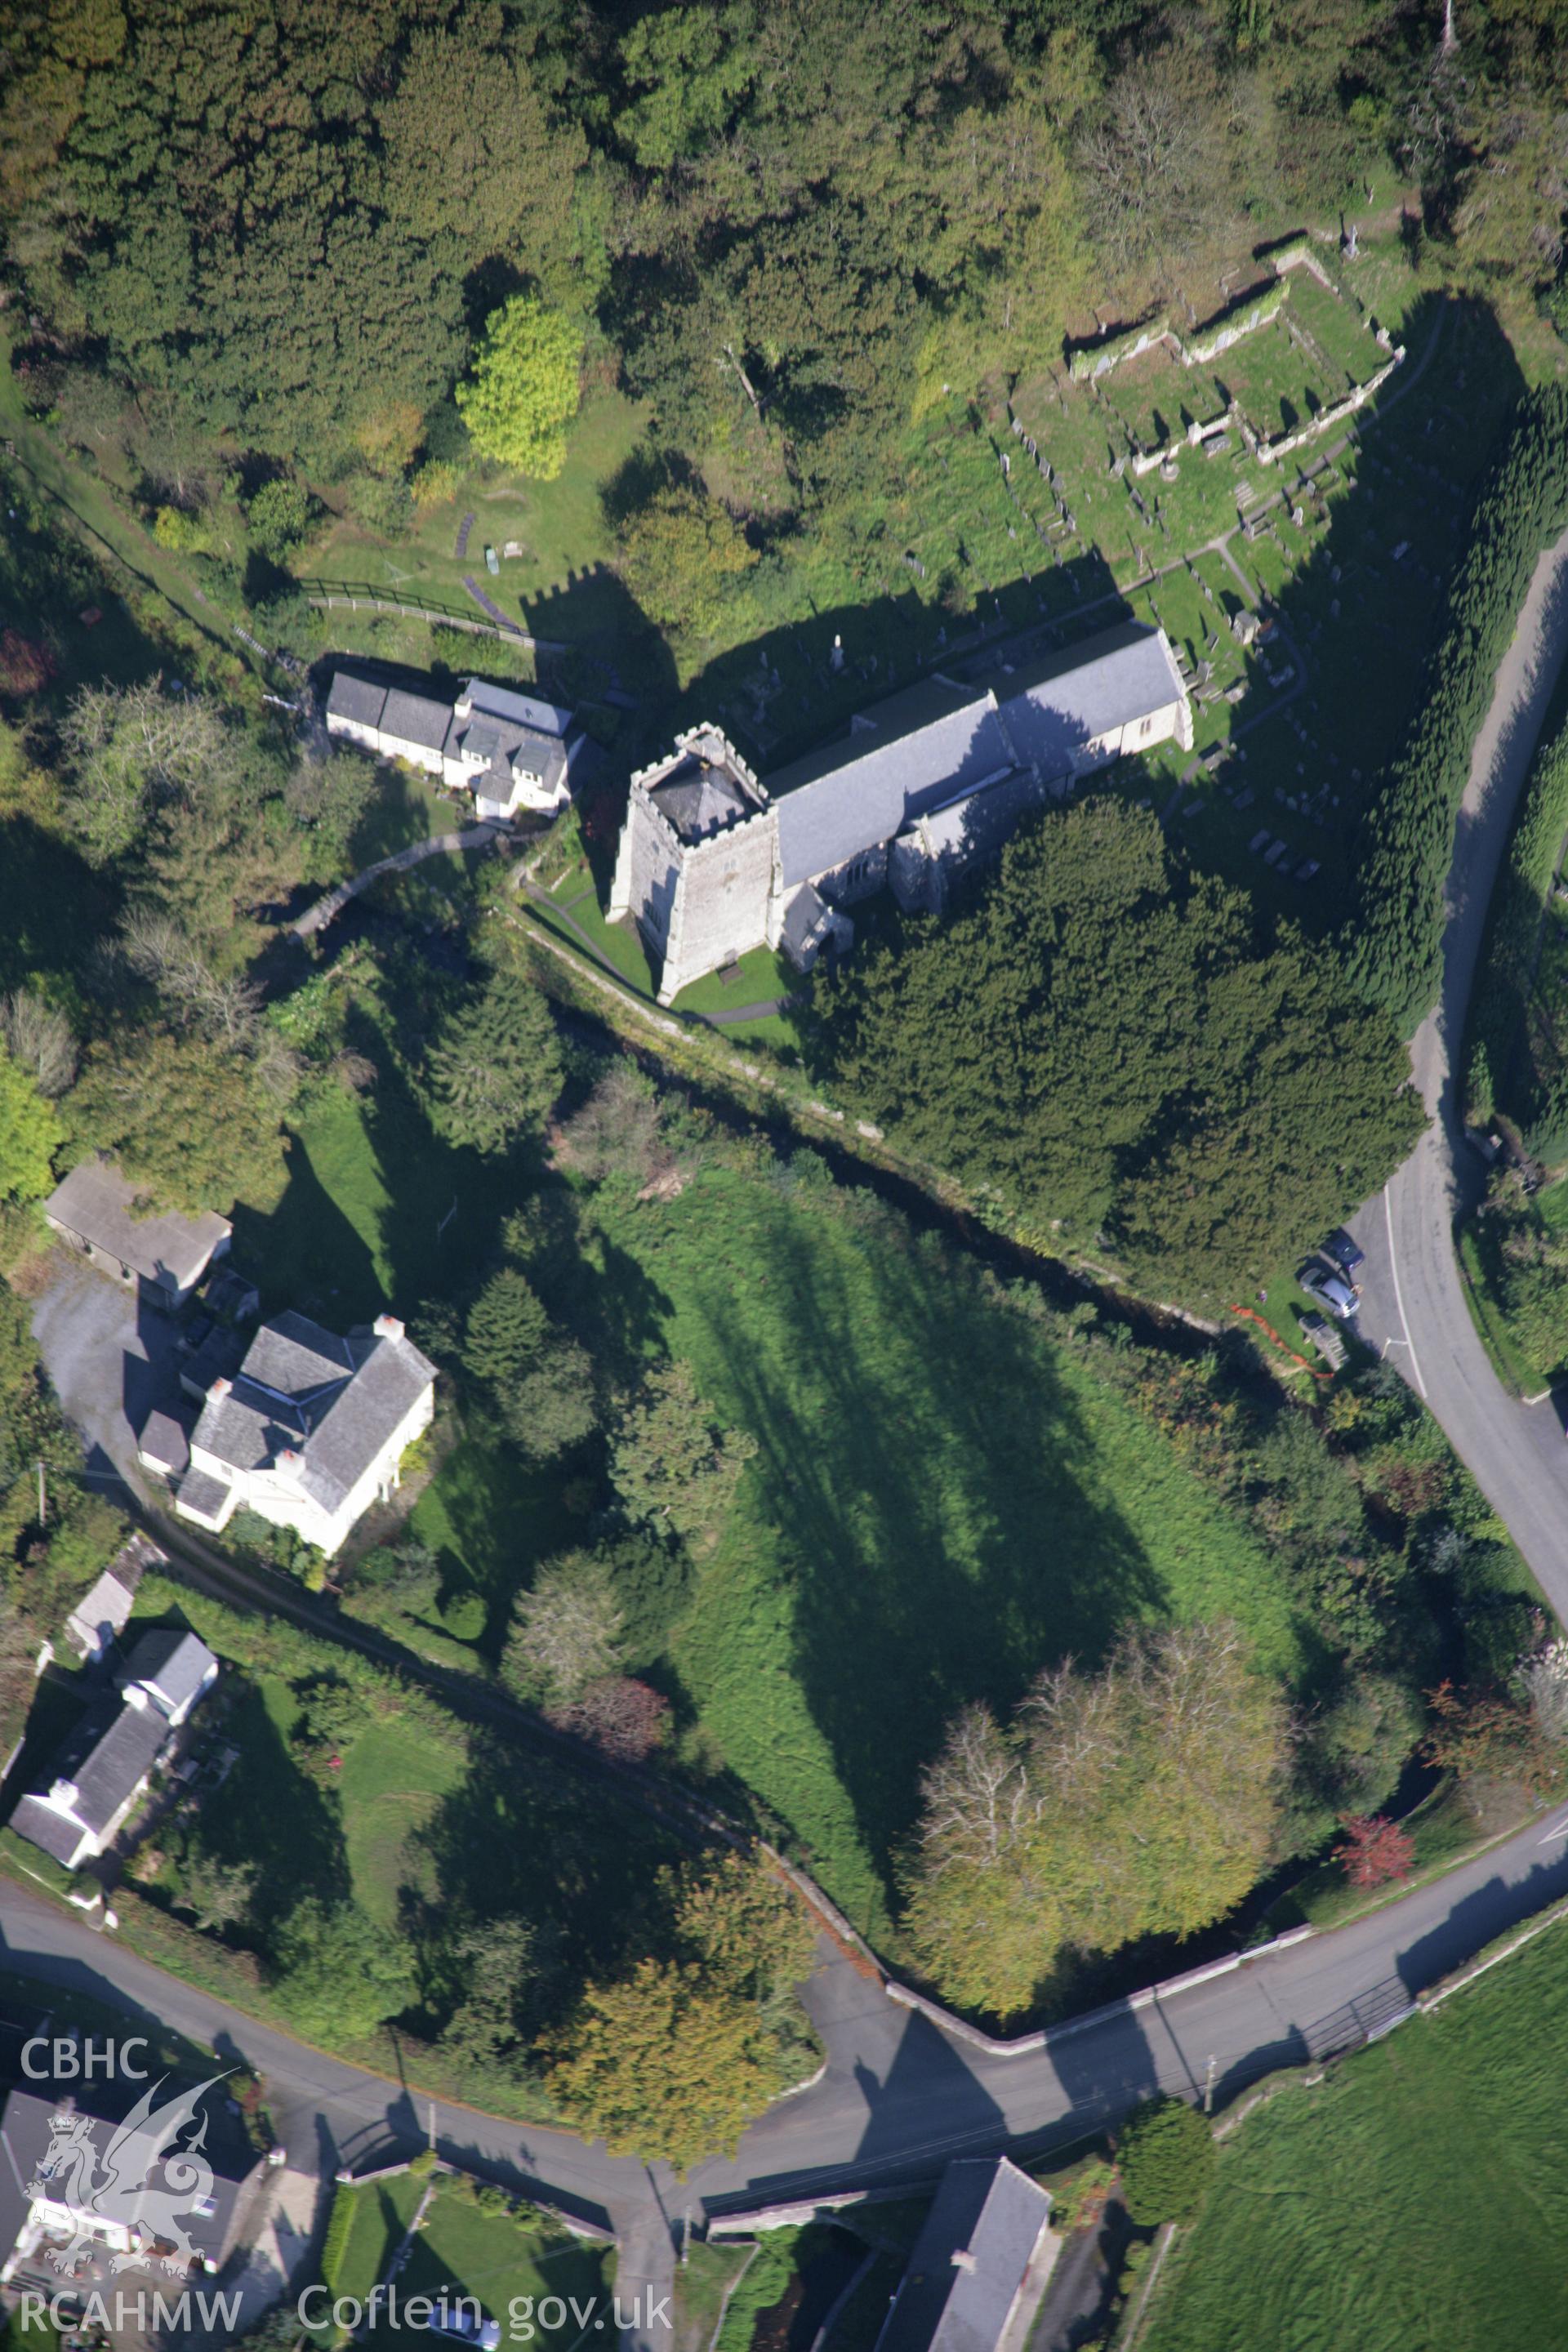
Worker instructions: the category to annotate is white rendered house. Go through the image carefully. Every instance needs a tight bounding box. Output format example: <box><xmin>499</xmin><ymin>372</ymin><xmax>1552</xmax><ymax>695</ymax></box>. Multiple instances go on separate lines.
<box><xmin>10</xmin><ymin>1631</ymin><xmax>218</xmax><ymax>1872</ymax></box>
<box><xmin>174</xmin><ymin>1310</ymin><xmax>435</xmax><ymax>1557</ymax></box>
<box><xmin>325</xmin><ymin>669</ymin><xmax>582</xmax><ymax>819</ymax></box>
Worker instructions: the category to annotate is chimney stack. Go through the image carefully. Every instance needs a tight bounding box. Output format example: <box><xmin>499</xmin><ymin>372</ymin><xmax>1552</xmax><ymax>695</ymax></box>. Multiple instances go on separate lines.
<box><xmin>373</xmin><ymin>1312</ymin><xmax>405</xmax><ymax>1342</ymax></box>
<box><xmin>207</xmin><ymin>1376</ymin><xmax>232</xmax><ymax>1403</ymax></box>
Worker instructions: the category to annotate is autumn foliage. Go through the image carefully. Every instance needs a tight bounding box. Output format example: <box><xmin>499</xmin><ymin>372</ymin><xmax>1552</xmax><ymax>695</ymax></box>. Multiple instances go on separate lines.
<box><xmin>1335</xmin><ymin>1813</ymin><xmax>1415</xmax><ymax>1889</ymax></box>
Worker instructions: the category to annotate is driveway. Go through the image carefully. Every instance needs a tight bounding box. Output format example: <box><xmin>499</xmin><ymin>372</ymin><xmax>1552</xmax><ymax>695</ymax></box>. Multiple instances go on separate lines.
<box><xmin>1348</xmin><ymin>527</ymin><xmax>1568</xmax><ymax>1625</ymax></box>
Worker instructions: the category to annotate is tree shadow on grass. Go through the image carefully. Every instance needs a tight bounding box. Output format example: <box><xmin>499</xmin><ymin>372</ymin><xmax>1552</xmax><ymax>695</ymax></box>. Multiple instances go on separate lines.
<box><xmin>412</xmin><ymin>1744</ymin><xmax>686</xmax><ymax>2026</ymax></box>
<box><xmin>184</xmin><ymin>1677</ymin><xmax>350</xmax><ymax>1949</ymax></box>
<box><xmin>675</xmin><ymin>1191</ymin><xmax>1168</xmax><ymax>1906</ymax></box>
<box><xmin>1155</xmin><ymin>290</ymin><xmax>1528</xmax><ymax>947</ymax></box>
<box><xmin>230</xmin><ymin>1116</ymin><xmax>385</xmax><ymax>1327</ymax></box>
<box><xmin>348</xmin><ymin>760</ymin><xmax>450</xmax><ymax>871</ymax></box>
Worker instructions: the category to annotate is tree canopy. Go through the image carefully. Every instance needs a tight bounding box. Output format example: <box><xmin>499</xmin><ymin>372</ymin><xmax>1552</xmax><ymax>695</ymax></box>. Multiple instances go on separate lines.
<box><xmin>804</xmin><ymin>800</ymin><xmax>1421</xmax><ymax>1301</ymax></box>
<box><xmin>457</xmin><ymin>295</ymin><xmax>583</xmax><ymax>479</ymax></box>
<box><xmin>0</xmin><ymin>1047</ymin><xmax>63</xmax><ymax>1203</ymax></box>
<box><xmin>904</xmin><ymin>1622</ymin><xmax>1288</xmax><ymax>2018</ymax></box>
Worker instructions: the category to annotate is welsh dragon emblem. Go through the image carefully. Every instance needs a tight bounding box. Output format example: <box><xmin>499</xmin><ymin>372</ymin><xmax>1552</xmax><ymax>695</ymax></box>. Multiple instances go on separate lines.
<box><xmin>29</xmin><ymin>2074</ymin><xmax>227</xmax><ymax>2274</ymax></box>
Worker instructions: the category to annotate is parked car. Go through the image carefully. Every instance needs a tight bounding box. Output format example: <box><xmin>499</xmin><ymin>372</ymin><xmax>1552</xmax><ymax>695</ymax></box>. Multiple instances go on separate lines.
<box><xmin>1325</xmin><ymin>1227</ymin><xmax>1365</xmax><ymax>1289</ymax></box>
<box><xmin>1298</xmin><ymin>1260</ymin><xmax>1358</xmax><ymax>1321</ymax></box>
<box><xmin>415</xmin><ymin>2310</ymin><xmax>501</xmax><ymax>2352</ymax></box>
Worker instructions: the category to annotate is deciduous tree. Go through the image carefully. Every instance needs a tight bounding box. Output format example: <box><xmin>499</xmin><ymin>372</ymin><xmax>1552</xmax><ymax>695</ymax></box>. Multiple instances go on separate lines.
<box><xmin>609</xmin><ymin>1360</ymin><xmax>757</xmax><ymax>1551</ymax></box>
<box><xmin>906</xmin><ymin>1623</ymin><xmax>1289</xmax><ymax>2017</ymax></box>
<box><xmin>617</xmin><ymin>486</ymin><xmax>756</xmax><ymax>639</ymax></box>
<box><xmin>0</xmin><ymin>1047</ymin><xmax>64</xmax><ymax>1202</ymax></box>
<box><xmin>1117</xmin><ymin>2096</ymin><xmax>1216</xmax><ymax>2225</ymax></box>
<box><xmin>1334</xmin><ymin>1812</ymin><xmax>1415</xmax><ymax>1887</ymax></box>
<box><xmin>457</xmin><ymin>296</ymin><xmax>582</xmax><ymax>479</ymax></box>
<box><xmin>504</xmin><ymin>1553</ymin><xmax>623</xmax><ymax>1704</ymax></box>
<box><xmin>272</xmin><ymin>1897</ymin><xmax>415</xmax><ymax>2042</ymax></box>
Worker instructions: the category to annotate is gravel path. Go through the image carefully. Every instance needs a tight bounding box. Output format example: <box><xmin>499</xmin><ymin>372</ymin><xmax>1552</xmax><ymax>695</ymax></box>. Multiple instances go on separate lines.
<box><xmin>291</xmin><ymin>822</ymin><xmax>504</xmax><ymax>938</ymax></box>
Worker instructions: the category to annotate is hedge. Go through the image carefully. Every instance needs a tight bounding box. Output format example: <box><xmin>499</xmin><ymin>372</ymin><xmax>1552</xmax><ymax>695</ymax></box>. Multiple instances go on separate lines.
<box><xmin>1116</xmin><ymin>2095</ymin><xmax>1218</xmax><ymax>2225</ymax></box>
<box><xmin>321</xmin><ymin>2182</ymin><xmax>357</xmax><ymax>2296</ymax></box>
<box><xmin>1349</xmin><ymin>385</ymin><xmax>1568</xmax><ymax>1035</ymax></box>
<box><xmin>1464</xmin><ymin>707</ymin><xmax>1568</xmax><ymax>1144</ymax></box>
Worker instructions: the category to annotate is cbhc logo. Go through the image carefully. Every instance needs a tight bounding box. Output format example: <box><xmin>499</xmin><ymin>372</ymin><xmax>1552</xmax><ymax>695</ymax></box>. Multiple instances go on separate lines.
<box><xmin>20</xmin><ymin>2037</ymin><xmax>149</xmax><ymax>2080</ymax></box>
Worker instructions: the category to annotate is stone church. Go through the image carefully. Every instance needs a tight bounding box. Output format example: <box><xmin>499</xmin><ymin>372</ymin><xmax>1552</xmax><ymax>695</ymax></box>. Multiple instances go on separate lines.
<box><xmin>609</xmin><ymin>619</ymin><xmax>1192</xmax><ymax>1003</ymax></box>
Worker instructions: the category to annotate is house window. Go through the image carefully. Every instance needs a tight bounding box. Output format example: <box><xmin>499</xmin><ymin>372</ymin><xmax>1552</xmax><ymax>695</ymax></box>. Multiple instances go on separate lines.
<box><xmin>1139</xmin><ymin>715</ymin><xmax>1154</xmax><ymax>738</ymax></box>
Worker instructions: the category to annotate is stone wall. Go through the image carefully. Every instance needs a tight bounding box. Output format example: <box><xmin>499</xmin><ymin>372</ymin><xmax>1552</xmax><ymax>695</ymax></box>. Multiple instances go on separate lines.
<box><xmin>657</xmin><ymin>808</ymin><xmax>777</xmax><ymax>1001</ymax></box>
<box><xmin>608</xmin><ymin>789</ymin><xmax>682</xmax><ymax>956</ymax></box>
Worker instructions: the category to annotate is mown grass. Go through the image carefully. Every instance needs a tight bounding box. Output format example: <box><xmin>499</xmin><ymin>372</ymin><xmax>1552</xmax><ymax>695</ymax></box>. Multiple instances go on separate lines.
<box><xmin>381</xmin><ymin>2178</ymin><xmax>612</xmax><ymax>2349</ymax></box>
<box><xmin>328</xmin><ymin>2174</ymin><xmax>425</xmax><ymax>2309</ymax></box>
<box><xmin>565</xmin><ymin>1165</ymin><xmax>1304</xmax><ymax>1938</ymax></box>
<box><xmin>238</xmin><ymin>1071</ymin><xmax>519</xmax><ymax>1328</ymax></box>
<box><xmin>1142</xmin><ymin>1911</ymin><xmax>1568</xmax><ymax>2352</ymax></box>
<box><xmin>304</xmin><ymin>387</ymin><xmax>646</xmax><ymax>650</ymax></box>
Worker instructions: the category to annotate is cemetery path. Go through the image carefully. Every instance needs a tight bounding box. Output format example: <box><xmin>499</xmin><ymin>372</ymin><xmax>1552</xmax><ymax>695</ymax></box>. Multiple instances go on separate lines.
<box><xmin>1351</xmin><ymin>524</ymin><xmax>1568</xmax><ymax>1624</ymax></box>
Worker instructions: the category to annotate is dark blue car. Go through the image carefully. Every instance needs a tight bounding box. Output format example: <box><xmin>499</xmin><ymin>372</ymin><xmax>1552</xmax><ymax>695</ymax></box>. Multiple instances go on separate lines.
<box><xmin>1325</xmin><ymin>1228</ymin><xmax>1365</xmax><ymax>1289</ymax></box>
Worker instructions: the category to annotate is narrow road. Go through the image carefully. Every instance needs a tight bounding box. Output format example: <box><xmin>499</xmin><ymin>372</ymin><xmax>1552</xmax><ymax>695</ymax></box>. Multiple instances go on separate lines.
<box><xmin>8</xmin><ymin>1795</ymin><xmax>1568</xmax><ymax>2328</ymax></box>
<box><xmin>1351</xmin><ymin>526</ymin><xmax>1568</xmax><ymax>1622</ymax></box>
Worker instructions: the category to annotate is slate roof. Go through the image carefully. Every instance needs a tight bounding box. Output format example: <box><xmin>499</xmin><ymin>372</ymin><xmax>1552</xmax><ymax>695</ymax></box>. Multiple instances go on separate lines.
<box><xmin>12</xmin><ymin>1696</ymin><xmax>168</xmax><ymax>1856</ymax></box>
<box><xmin>770</xmin><ymin>681</ymin><xmax>1017</xmax><ymax>889</ymax></box>
<box><xmin>326</xmin><ymin>671</ymin><xmax>389</xmax><ymax>730</ymax></box>
<box><xmin>906</xmin><ymin>769</ymin><xmax>1045</xmax><ymax>872</ymax></box>
<box><xmin>449</xmin><ymin>710</ymin><xmax>568</xmax><ymax>794</ymax></box>
<box><xmin>137</xmin><ymin>1410</ymin><xmax>190</xmax><ymax>1477</ymax></box>
<box><xmin>176</xmin><ymin>1468</ymin><xmax>233</xmax><ymax>1523</ymax></box>
<box><xmin>650</xmin><ymin>753</ymin><xmax>755</xmax><ymax>843</ymax></box>
<box><xmin>64</xmin><ymin>1551</ymin><xmax>145</xmax><ymax>1655</ymax></box>
<box><xmin>996</xmin><ymin>621</ymin><xmax>1186</xmax><ymax>777</ymax></box>
<box><xmin>875</xmin><ymin>2158</ymin><xmax>1054</xmax><ymax>2352</ymax></box>
<box><xmin>461</xmin><ymin>678</ymin><xmax>575</xmax><ymax>737</ymax></box>
<box><xmin>377</xmin><ymin>688</ymin><xmax>452</xmax><ymax>755</ymax></box>
<box><xmin>779</xmin><ymin>882</ymin><xmax>834</xmax><ymax>960</ymax></box>
<box><xmin>121</xmin><ymin>1630</ymin><xmax>216</xmax><ymax>1720</ymax></box>
<box><xmin>190</xmin><ymin>1311</ymin><xmax>435</xmax><ymax>1519</ymax></box>
<box><xmin>7</xmin><ymin>1798</ymin><xmax>84</xmax><ymax>1868</ymax></box>
<box><xmin>0</xmin><ymin>2082</ymin><xmax>257</xmax><ymax>2271</ymax></box>
<box><xmin>45</xmin><ymin>1160</ymin><xmax>231</xmax><ymax>1294</ymax></box>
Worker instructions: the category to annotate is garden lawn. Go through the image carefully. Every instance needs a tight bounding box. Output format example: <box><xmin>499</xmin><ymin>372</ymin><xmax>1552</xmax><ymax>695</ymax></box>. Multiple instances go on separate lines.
<box><xmin>565</xmin><ymin>1165</ymin><xmax>1306</xmax><ymax>1939</ymax></box>
<box><xmin>1142</xmin><ymin>1912</ymin><xmax>1568</xmax><ymax>2352</ymax></box>
<box><xmin>302</xmin><ymin>387</ymin><xmax>645</xmax><ymax>650</ymax></box>
<box><xmin>373</xmin><ymin>2177</ymin><xmax>614</xmax><ymax>2350</ymax></box>
<box><xmin>238</xmin><ymin>1069</ymin><xmax>520</xmax><ymax>1328</ymax></box>
<box><xmin>337</xmin><ymin>1713</ymin><xmax>470</xmax><ymax>1927</ymax></box>
<box><xmin>327</xmin><ymin>2174</ymin><xmax>424</xmax><ymax>2310</ymax></box>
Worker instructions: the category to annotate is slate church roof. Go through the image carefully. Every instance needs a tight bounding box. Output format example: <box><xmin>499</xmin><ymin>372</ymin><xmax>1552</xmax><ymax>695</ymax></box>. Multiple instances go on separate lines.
<box><xmin>770</xmin><ymin>679</ymin><xmax>1017</xmax><ymax>888</ymax></box>
<box><xmin>998</xmin><ymin>620</ymin><xmax>1187</xmax><ymax>774</ymax></box>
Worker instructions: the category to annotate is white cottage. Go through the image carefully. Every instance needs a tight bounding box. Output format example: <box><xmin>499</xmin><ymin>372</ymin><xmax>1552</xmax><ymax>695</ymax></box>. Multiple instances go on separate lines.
<box><xmin>324</xmin><ymin>668</ymin><xmax>582</xmax><ymax>819</ymax></box>
<box><xmin>174</xmin><ymin>1309</ymin><xmax>435</xmax><ymax>1557</ymax></box>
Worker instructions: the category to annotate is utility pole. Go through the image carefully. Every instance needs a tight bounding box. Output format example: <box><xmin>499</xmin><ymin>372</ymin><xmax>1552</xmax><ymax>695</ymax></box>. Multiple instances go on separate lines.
<box><xmin>1203</xmin><ymin>2054</ymin><xmax>1217</xmax><ymax>2114</ymax></box>
<box><xmin>36</xmin><ymin>1460</ymin><xmax>45</xmax><ymax>1529</ymax></box>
